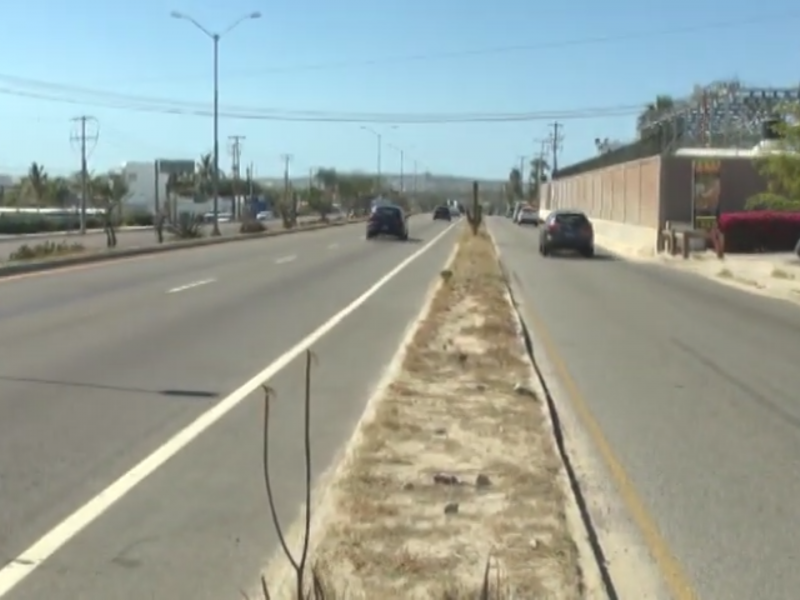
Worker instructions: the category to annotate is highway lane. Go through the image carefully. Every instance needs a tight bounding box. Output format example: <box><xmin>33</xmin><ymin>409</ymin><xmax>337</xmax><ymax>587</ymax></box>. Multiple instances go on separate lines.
<box><xmin>0</xmin><ymin>214</ymin><xmax>458</xmax><ymax>600</ymax></box>
<box><xmin>0</xmin><ymin>217</ymin><xmax>324</xmax><ymax>258</ymax></box>
<box><xmin>488</xmin><ymin>217</ymin><xmax>800</xmax><ymax>600</ymax></box>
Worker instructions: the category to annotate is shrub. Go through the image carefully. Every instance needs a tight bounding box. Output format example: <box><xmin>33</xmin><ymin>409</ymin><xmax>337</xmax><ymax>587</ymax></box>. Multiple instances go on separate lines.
<box><xmin>166</xmin><ymin>212</ymin><xmax>204</xmax><ymax>239</ymax></box>
<box><xmin>719</xmin><ymin>211</ymin><xmax>800</xmax><ymax>253</ymax></box>
<box><xmin>0</xmin><ymin>214</ymin><xmax>106</xmax><ymax>235</ymax></box>
<box><xmin>240</xmin><ymin>220</ymin><xmax>266</xmax><ymax>234</ymax></box>
<box><xmin>8</xmin><ymin>240</ymin><xmax>85</xmax><ymax>262</ymax></box>
<box><xmin>744</xmin><ymin>193</ymin><xmax>800</xmax><ymax>212</ymax></box>
<box><xmin>122</xmin><ymin>212</ymin><xmax>155</xmax><ymax>227</ymax></box>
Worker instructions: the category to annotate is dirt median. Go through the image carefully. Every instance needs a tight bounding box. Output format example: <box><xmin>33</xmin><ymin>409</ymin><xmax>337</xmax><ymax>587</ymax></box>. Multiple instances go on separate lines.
<box><xmin>262</xmin><ymin>223</ymin><xmax>604</xmax><ymax>598</ymax></box>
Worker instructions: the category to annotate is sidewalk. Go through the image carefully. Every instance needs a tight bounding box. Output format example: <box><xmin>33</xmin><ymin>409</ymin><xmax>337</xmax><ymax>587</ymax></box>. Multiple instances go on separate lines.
<box><xmin>595</xmin><ymin>229</ymin><xmax>800</xmax><ymax>304</ymax></box>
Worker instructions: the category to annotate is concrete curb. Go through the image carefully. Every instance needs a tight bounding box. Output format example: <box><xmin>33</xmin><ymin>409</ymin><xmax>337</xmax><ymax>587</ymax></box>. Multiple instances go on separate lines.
<box><xmin>485</xmin><ymin>223</ymin><xmax>613</xmax><ymax>600</ymax></box>
<box><xmin>0</xmin><ymin>218</ymin><xmax>368</xmax><ymax>280</ymax></box>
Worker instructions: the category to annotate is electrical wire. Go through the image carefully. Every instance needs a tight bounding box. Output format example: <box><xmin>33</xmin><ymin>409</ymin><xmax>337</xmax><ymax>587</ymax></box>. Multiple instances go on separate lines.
<box><xmin>0</xmin><ymin>83</ymin><xmax>645</xmax><ymax>123</ymax></box>
<box><xmin>0</xmin><ymin>12</ymin><xmax>794</xmax><ymax>121</ymax></box>
<box><xmin>112</xmin><ymin>11</ymin><xmax>800</xmax><ymax>84</ymax></box>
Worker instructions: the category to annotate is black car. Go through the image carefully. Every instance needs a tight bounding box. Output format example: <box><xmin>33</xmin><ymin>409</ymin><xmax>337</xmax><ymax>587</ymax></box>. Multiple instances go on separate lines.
<box><xmin>433</xmin><ymin>206</ymin><xmax>451</xmax><ymax>221</ymax></box>
<box><xmin>367</xmin><ymin>204</ymin><xmax>409</xmax><ymax>240</ymax></box>
<box><xmin>539</xmin><ymin>210</ymin><xmax>594</xmax><ymax>257</ymax></box>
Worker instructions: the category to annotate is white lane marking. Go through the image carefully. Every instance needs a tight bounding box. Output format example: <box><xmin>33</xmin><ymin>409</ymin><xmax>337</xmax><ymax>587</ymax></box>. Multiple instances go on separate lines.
<box><xmin>328</xmin><ymin>243</ymin><xmax>339</xmax><ymax>249</ymax></box>
<box><xmin>0</xmin><ymin>220</ymin><xmax>459</xmax><ymax>597</ymax></box>
<box><xmin>275</xmin><ymin>255</ymin><xmax>297</xmax><ymax>264</ymax></box>
<box><xmin>166</xmin><ymin>279</ymin><xmax>215</xmax><ymax>294</ymax></box>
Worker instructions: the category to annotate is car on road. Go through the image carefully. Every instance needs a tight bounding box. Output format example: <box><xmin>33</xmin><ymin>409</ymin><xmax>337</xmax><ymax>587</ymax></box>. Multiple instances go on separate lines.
<box><xmin>516</xmin><ymin>206</ymin><xmax>539</xmax><ymax>226</ymax></box>
<box><xmin>433</xmin><ymin>206</ymin><xmax>452</xmax><ymax>221</ymax></box>
<box><xmin>539</xmin><ymin>210</ymin><xmax>595</xmax><ymax>258</ymax></box>
<box><xmin>256</xmin><ymin>210</ymin><xmax>274</xmax><ymax>221</ymax></box>
<box><xmin>367</xmin><ymin>204</ymin><xmax>409</xmax><ymax>240</ymax></box>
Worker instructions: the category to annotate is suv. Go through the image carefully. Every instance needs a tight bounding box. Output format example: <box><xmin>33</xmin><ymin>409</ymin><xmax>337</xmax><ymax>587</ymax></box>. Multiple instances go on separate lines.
<box><xmin>539</xmin><ymin>210</ymin><xmax>594</xmax><ymax>257</ymax></box>
<box><xmin>367</xmin><ymin>204</ymin><xmax>409</xmax><ymax>240</ymax></box>
<box><xmin>433</xmin><ymin>206</ymin><xmax>451</xmax><ymax>221</ymax></box>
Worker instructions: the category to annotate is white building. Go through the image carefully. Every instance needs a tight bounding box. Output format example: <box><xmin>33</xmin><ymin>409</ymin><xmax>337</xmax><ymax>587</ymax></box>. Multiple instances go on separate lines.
<box><xmin>119</xmin><ymin>161</ymin><xmax>170</xmax><ymax>214</ymax></box>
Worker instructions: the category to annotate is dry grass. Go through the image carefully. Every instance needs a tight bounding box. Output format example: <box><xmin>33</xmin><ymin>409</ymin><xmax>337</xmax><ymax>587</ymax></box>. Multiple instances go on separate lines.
<box><xmin>301</xmin><ymin>226</ymin><xmax>584</xmax><ymax>598</ymax></box>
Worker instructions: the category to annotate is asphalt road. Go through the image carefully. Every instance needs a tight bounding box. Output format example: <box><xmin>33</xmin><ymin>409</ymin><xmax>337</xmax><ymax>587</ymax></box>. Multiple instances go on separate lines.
<box><xmin>0</xmin><ymin>217</ymin><xmax>324</xmax><ymax>258</ymax></box>
<box><xmin>488</xmin><ymin>217</ymin><xmax>800</xmax><ymax>600</ymax></box>
<box><xmin>0</xmin><ymin>215</ymin><xmax>459</xmax><ymax>600</ymax></box>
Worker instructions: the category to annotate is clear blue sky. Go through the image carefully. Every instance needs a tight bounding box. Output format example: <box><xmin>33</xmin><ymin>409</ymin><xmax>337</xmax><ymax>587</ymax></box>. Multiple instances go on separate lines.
<box><xmin>1</xmin><ymin>0</ymin><xmax>798</xmax><ymax>180</ymax></box>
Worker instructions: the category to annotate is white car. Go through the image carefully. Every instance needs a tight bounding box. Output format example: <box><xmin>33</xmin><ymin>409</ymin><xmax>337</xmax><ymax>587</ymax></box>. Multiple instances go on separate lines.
<box><xmin>256</xmin><ymin>210</ymin><xmax>274</xmax><ymax>221</ymax></box>
<box><xmin>516</xmin><ymin>207</ymin><xmax>539</xmax><ymax>226</ymax></box>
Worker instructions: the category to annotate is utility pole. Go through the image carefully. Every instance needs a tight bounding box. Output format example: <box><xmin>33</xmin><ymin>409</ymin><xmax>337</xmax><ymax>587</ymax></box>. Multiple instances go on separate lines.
<box><xmin>69</xmin><ymin>116</ymin><xmax>99</xmax><ymax>234</ymax></box>
<box><xmin>549</xmin><ymin>122</ymin><xmax>564</xmax><ymax>174</ymax></box>
<box><xmin>246</xmin><ymin>162</ymin><xmax>254</xmax><ymax>208</ymax></box>
<box><xmin>280</xmin><ymin>153</ymin><xmax>294</xmax><ymax>223</ymax></box>
<box><xmin>517</xmin><ymin>154</ymin><xmax>526</xmax><ymax>199</ymax></box>
<box><xmin>228</xmin><ymin>135</ymin><xmax>245</xmax><ymax>220</ymax></box>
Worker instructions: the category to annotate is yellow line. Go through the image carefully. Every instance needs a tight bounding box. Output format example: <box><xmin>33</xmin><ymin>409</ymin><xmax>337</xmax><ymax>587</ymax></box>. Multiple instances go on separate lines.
<box><xmin>523</xmin><ymin>299</ymin><xmax>700</xmax><ymax>600</ymax></box>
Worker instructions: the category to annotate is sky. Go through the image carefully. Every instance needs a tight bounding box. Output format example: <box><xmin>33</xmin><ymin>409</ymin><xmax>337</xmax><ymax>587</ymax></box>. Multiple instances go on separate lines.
<box><xmin>1</xmin><ymin>0</ymin><xmax>799</xmax><ymax>181</ymax></box>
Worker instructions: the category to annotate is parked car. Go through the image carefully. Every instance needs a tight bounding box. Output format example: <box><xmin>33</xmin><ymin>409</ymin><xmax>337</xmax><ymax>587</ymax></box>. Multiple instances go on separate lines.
<box><xmin>433</xmin><ymin>206</ymin><xmax>452</xmax><ymax>221</ymax></box>
<box><xmin>367</xmin><ymin>204</ymin><xmax>409</xmax><ymax>240</ymax></box>
<box><xmin>539</xmin><ymin>210</ymin><xmax>594</xmax><ymax>258</ymax></box>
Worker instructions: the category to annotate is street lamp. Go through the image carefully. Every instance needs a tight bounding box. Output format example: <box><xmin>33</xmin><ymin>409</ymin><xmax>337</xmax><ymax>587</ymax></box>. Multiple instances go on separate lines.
<box><xmin>360</xmin><ymin>125</ymin><xmax>397</xmax><ymax>194</ymax></box>
<box><xmin>170</xmin><ymin>10</ymin><xmax>261</xmax><ymax>236</ymax></box>
<box><xmin>387</xmin><ymin>143</ymin><xmax>407</xmax><ymax>193</ymax></box>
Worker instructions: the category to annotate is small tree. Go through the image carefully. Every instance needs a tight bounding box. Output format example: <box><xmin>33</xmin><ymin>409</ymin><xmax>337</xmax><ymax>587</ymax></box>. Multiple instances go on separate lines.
<box><xmin>306</xmin><ymin>186</ymin><xmax>332</xmax><ymax>221</ymax></box>
<box><xmin>507</xmin><ymin>167</ymin><xmax>523</xmax><ymax>200</ymax></box>
<box><xmin>91</xmin><ymin>172</ymin><xmax>130</xmax><ymax>248</ymax></box>
<box><xmin>753</xmin><ymin>103</ymin><xmax>800</xmax><ymax>205</ymax></box>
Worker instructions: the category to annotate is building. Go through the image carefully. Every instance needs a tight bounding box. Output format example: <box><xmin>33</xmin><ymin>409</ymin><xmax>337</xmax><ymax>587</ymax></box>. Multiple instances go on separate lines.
<box><xmin>120</xmin><ymin>161</ymin><xmax>169</xmax><ymax>214</ymax></box>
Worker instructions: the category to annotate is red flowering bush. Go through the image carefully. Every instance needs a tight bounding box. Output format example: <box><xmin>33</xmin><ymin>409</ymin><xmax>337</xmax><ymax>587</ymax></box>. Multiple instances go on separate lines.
<box><xmin>719</xmin><ymin>211</ymin><xmax>800</xmax><ymax>253</ymax></box>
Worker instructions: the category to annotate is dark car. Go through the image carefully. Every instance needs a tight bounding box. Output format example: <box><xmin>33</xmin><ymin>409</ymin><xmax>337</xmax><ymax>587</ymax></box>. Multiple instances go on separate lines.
<box><xmin>539</xmin><ymin>210</ymin><xmax>594</xmax><ymax>257</ymax></box>
<box><xmin>367</xmin><ymin>204</ymin><xmax>409</xmax><ymax>240</ymax></box>
<box><xmin>433</xmin><ymin>206</ymin><xmax>451</xmax><ymax>221</ymax></box>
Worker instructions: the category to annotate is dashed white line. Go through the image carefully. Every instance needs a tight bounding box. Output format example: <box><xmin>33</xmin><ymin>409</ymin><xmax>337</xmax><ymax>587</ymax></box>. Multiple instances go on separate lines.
<box><xmin>166</xmin><ymin>278</ymin><xmax>215</xmax><ymax>294</ymax></box>
<box><xmin>275</xmin><ymin>255</ymin><xmax>297</xmax><ymax>264</ymax></box>
<box><xmin>0</xmin><ymin>220</ymin><xmax>459</xmax><ymax>597</ymax></box>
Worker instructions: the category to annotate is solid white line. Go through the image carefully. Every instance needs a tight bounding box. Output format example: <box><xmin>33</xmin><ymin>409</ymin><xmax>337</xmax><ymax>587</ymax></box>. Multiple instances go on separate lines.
<box><xmin>0</xmin><ymin>220</ymin><xmax>459</xmax><ymax>597</ymax></box>
<box><xmin>274</xmin><ymin>255</ymin><xmax>297</xmax><ymax>264</ymax></box>
<box><xmin>166</xmin><ymin>279</ymin><xmax>216</xmax><ymax>294</ymax></box>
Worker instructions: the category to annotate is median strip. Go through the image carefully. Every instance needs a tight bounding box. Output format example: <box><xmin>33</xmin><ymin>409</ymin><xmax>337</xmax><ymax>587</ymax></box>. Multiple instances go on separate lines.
<box><xmin>261</xmin><ymin>223</ymin><xmax>603</xmax><ymax>598</ymax></box>
<box><xmin>0</xmin><ymin>218</ymin><xmax>368</xmax><ymax>280</ymax></box>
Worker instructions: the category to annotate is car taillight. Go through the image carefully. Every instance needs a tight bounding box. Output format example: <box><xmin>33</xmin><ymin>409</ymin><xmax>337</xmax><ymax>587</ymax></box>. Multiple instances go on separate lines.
<box><xmin>548</xmin><ymin>223</ymin><xmax>559</xmax><ymax>232</ymax></box>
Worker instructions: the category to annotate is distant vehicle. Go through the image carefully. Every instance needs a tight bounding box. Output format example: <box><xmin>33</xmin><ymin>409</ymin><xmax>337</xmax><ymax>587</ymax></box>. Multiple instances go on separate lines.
<box><xmin>367</xmin><ymin>204</ymin><xmax>408</xmax><ymax>240</ymax></box>
<box><xmin>516</xmin><ymin>206</ymin><xmax>539</xmax><ymax>226</ymax></box>
<box><xmin>433</xmin><ymin>206</ymin><xmax>452</xmax><ymax>221</ymax></box>
<box><xmin>512</xmin><ymin>201</ymin><xmax>528</xmax><ymax>222</ymax></box>
<box><xmin>203</xmin><ymin>211</ymin><xmax>232</xmax><ymax>223</ymax></box>
<box><xmin>539</xmin><ymin>210</ymin><xmax>594</xmax><ymax>258</ymax></box>
<box><xmin>256</xmin><ymin>210</ymin><xmax>274</xmax><ymax>221</ymax></box>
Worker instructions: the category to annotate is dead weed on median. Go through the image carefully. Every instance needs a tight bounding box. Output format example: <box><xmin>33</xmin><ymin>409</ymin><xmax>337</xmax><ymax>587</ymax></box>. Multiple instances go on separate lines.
<box><xmin>306</xmin><ymin>226</ymin><xmax>584</xmax><ymax>598</ymax></box>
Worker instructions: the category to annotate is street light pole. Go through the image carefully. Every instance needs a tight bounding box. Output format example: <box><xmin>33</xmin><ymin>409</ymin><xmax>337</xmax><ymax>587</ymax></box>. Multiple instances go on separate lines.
<box><xmin>361</xmin><ymin>125</ymin><xmax>397</xmax><ymax>195</ymax></box>
<box><xmin>212</xmin><ymin>34</ymin><xmax>220</xmax><ymax>235</ymax></box>
<box><xmin>171</xmin><ymin>9</ymin><xmax>261</xmax><ymax>236</ymax></box>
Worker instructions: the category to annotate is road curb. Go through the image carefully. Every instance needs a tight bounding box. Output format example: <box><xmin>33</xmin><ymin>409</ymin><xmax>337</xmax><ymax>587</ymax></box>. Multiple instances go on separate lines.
<box><xmin>485</xmin><ymin>223</ymin><xmax>614</xmax><ymax>600</ymax></box>
<box><xmin>0</xmin><ymin>218</ymin><xmax>367</xmax><ymax>280</ymax></box>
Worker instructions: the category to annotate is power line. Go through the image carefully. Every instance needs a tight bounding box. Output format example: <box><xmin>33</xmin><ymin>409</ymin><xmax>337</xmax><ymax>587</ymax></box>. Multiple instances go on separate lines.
<box><xmin>90</xmin><ymin>12</ymin><xmax>800</xmax><ymax>84</ymax></box>
<box><xmin>0</xmin><ymin>86</ymin><xmax>644</xmax><ymax>123</ymax></box>
<box><xmin>0</xmin><ymin>75</ymin><xmax>648</xmax><ymax>121</ymax></box>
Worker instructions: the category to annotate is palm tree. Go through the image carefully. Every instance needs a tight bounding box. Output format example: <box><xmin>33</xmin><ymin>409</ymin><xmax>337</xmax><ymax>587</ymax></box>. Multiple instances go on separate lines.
<box><xmin>638</xmin><ymin>94</ymin><xmax>675</xmax><ymax>137</ymax></box>
<box><xmin>24</xmin><ymin>162</ymin><xmax>49</xmax><ymax>205</ymax></box>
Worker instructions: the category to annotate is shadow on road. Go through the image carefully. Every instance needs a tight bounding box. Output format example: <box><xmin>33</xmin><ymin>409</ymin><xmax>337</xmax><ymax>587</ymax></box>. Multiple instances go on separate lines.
<box><xmin>0</xmin><ymin>375</ymin><xmax>220</xmax><ymax>399</ymax></box>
